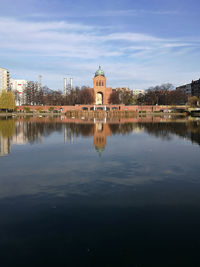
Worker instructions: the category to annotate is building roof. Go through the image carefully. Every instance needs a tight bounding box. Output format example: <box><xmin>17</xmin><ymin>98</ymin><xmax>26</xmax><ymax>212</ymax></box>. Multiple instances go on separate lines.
<box><xmin>95</xmin><ymin>66</ymin><xmax>105</xmax><ymax>77</ymax></box>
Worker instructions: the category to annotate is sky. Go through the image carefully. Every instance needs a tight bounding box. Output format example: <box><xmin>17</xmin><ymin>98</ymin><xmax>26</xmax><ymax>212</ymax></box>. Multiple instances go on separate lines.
<box><xmin>0</xmin><ymin>0</ymin><xmax>200</xmax><ymax>91</ymax></box>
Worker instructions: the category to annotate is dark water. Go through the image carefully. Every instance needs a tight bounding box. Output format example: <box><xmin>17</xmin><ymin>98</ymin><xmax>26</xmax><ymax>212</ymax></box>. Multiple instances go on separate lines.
<box><xmin>0</xmin><ymin>115</ymin><xmax>200</xmax><ymax>267</ymax></box>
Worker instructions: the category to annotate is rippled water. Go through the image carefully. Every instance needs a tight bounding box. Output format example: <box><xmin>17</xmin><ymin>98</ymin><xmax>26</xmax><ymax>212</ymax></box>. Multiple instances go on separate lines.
<box><xmin>0</xmin><ymin>115</ymin><xmax>200</xmax><ymax>266</ymax></box>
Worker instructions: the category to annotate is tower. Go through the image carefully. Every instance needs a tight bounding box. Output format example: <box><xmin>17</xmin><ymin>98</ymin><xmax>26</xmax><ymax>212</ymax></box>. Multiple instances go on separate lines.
<box><xmin>70</xmin><ymin>77</ymin><xmax>73</xmax><ymax>91</ymax></box>
<box><xmin>64</xmin><ymin>78</ymin><xmax>67</xmax><ymax>95</ymax></box>
<box><xmin>93</xmin><ymin>66</ymin><xmax>112</xmax><ymax>105</ymax></box>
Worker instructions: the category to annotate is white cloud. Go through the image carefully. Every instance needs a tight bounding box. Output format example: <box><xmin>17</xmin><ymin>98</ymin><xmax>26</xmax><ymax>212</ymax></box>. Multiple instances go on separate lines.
<box><xmin>0</xmin><ymin>17</ymin><xmax>197</xmax><ymax>58</ymax></box>
<box><xmin>0</xmin><ymin>17</ymin><xmax>199</xmax><ymax>89</ymax></box>
<box><xmin>24</xmin><ymin>8</ymin><xmax>180</xmax><ymax>19</ymax></box>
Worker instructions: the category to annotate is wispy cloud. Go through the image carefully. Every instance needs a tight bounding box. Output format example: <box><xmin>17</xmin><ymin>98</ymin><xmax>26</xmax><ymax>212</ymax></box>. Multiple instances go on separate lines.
<box><xmin>22</xmin><ymin>9</ymin><xmax>181</xmax><ymax>19</ymax></box>
<box><xmin>0</xmin><ymin>17</ymin><xmax>199</xmax><ymax>89</ymax></box>
<box><xmin>0</xmin><ymin>17</ymin><xmax>196</xmax><ymax>58</ymax></box>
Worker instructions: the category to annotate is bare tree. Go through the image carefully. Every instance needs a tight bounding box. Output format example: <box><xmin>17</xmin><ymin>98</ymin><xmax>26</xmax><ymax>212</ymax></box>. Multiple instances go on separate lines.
<box><xmin>77</xmin><ymin>88</ymin><xmax>94</xmax><ymax>104</ymax></box>
<box><xmin>108</xmin><ymin>91</ymin><xmax>120</xmax><ymax>104</ymax></box>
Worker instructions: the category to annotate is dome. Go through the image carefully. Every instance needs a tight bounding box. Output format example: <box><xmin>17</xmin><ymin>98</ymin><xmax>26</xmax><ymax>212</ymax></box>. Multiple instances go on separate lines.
<box><xmin>95</xmin><ymin>66</ymin><xmax>105</xmax><ymax>77</ymax></box>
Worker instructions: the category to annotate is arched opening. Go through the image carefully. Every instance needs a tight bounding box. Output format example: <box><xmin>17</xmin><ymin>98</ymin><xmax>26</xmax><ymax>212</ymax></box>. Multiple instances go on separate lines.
<box><xmin>96</xmin><ymin>92</ymin><xmax>103</xmax><ymax>105</ymax></box>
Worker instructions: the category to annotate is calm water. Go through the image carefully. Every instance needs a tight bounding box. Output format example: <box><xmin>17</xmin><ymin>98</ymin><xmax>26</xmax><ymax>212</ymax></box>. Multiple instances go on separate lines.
<box><xmin>0</xmin><ymin>115</ymin><xmax>200</xmax><ymax>267</ymax></box>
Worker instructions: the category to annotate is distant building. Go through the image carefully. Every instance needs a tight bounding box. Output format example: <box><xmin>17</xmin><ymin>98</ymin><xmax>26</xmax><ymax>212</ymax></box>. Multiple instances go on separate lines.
<box><xmin>0</xmin><ymin>67</ymin><xmax>10</xmax><ymax>94</ymax></box>
<box><xmin>191</xmin><ymin>79</ymin><xmax>200</xmax><ymax>98</ymax></box>
<box><xmin>132</xmin><ymin>89</ymin><xmax>145</xmax><ymax>96</ymax></box>
<box><xmin>176</xmin><ymin>83</ymin><xmax>192</xmax><ymax>96</ymax></box>
<box><xmin>115</xmin><ymin>87</ymin><xmax>130</xmax><ymax>93</ymax></box>
<box><xmin>10</xmin><ymin>79</ymin><xmax>27</xmax><ymax>105</ymax></box>
<box><xmin>176</xmin><ymin>79</ymin><xmax>200</xmax><ymax>97</ymax></box>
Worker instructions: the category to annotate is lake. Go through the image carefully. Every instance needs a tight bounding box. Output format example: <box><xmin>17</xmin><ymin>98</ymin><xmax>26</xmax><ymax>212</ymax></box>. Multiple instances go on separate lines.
<box><xmin>0</xmin><ymin>115</ymin><xmax>200</xmax><ymax>266</ymax></box>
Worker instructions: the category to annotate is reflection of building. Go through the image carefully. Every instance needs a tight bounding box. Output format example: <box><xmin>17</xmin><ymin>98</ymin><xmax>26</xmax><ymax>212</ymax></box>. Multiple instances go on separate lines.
<box><xmin>0</xmin><ymin>67</ymin><xmax>10</xmax><ymax>93</ymax></box>
<box><xmin>93</xmin><ymin>66</ymin><xmax>113</xmax><ymax>105</ymax></box>
<box><xmin>10</xmin><ymin>79</ymin><xmax>27</xmax><ymax>106</ymax></box>
<box><xmin>0</xmin><ymin>134</ymin><xmax>10</xmax><ymax>156</ymax></box>
<box><xmin>11</xmin><ymin>121</ymin><xmax>28</xmax><ymax>145</ymax></box>
<box><xmin>93</xmin><ymin>123</ymin><xmax>112</xmax><ymax>155</ymax></box>
<box><xmin>12</xmin><ymin>132</ymin><xmax>28</xmax><ymax>145</ymax></box>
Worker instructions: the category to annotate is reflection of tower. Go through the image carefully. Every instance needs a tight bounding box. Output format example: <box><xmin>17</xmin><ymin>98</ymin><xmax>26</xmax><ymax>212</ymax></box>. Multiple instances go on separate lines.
<box><xmin>0</xmin><ymin>134</ymin><xmax>10</xmax><ymax>156</ymax></box>
<box><xmin>64</xmin><ymin>124</ymin><xmax>67</xmax><ymax>144</ymax></box>
<box><xmin>70</xmin><ymin>129</ymin><xmax>74</xmax><ymax>144</ymax></box>
<box><xmin>93</xmin><ymin>123</ymin><xmax>112</xmax><ymax>156</ymax></box>
<box><xmin>64</xmin><ymin>125</ymin><xmax>74</xmax><ymax>144</ymax></box>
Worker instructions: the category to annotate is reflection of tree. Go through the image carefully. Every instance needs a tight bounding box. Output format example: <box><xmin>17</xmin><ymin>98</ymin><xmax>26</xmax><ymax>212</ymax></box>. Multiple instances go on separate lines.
<box><xmin>0</xmin><ymin>119</ymin><xmax>15</xmax><ymax>138</ymax></box>
<box><xmin>65</xmin><ymin>123</ymin><xmax>94</xmax><ymax>137</ymax></box>
<box><xmin>25</xmin><ymin>122</ymin><xmax>63</xmax><ymax>144</ymax></box>
<box><xmin>0</xmin><ymin>119</ymin><xmax>200</xmax><ymax>149</ymax></box>
<box><xmin>140</xmin><ymin>122</ymin><xmax>200</xmax><ymax>145</ymax></box>
<box><xmin>109</xmin><ymin>123</ymin><xmax>142</xmax><ymax>135</ymax></box>
<box><xmin>23</xmin><ymin>121</ymin><xmax>200</xmax><ymax>147</ymax></box>
<box><xmin>109</xmin><ymin>121</ymin><xmax>200</xmax><ymax>146</ymax></box>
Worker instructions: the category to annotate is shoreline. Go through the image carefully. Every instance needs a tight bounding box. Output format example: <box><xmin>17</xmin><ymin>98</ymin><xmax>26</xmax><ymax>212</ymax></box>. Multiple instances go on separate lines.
<box><xmin>0</xmin><ymin>111</ymin><xmax>189</xmax><ymax>118</ymax></box>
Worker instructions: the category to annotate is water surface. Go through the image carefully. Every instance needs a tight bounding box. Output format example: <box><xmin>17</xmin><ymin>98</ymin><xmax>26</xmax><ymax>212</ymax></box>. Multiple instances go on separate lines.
<box><xmin>0</xmin><ymin>115</ymin><xmax>200</xmax><ymax>266</ymax></box>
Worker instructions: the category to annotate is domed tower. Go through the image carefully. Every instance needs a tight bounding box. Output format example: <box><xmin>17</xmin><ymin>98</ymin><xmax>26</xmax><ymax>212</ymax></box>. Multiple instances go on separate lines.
<box><xmin>93</xmin><ymin>66</ymin><xmax>112</xmax><ymax>105</ymax></box>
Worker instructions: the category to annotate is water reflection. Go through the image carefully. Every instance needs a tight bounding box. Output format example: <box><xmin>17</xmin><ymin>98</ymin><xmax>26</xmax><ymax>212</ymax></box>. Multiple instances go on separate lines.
<box><xmin>0</xmin><ymin>115</ymin><xmax>200</xmax><ymax>157</ymax></box>
<box><xmin>0</xmin><ymin>116</ymin><xmax>200</xmax><ymax>266</ymax></box>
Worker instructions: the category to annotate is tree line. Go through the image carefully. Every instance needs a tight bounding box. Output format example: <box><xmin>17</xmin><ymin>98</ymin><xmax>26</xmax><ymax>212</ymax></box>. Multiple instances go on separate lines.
<box><xmin>2</xmin><ymin>81</ymin><xmax>199</xmax><ymax>108</ymax></box>
<box><xmin>15</xmin><ymin>82</ymin><xmax>94</xmax><ymax>106</ymax></box>
<box><xmin>109</xmin><ymin>83</ymin><xmax>190</xmax><ymax>105</ymax></box>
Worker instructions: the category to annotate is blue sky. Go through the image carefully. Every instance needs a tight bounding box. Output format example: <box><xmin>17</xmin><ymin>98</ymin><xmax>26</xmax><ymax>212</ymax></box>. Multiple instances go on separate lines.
<box><xmin>0</xmin><ymin>0</ymin><xmax>200</xmax><ymax>90</ymax></box>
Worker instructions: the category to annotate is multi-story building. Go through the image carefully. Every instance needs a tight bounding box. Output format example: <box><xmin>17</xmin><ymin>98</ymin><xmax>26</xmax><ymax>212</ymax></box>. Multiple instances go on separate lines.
<box><xmin>0</xmin><ymin>67</ymin><xmax>10</xmax><ymax>94</ymax></box>
<box><xmin>176</xmin><ymin>83</ymin><xmax>192</xmax><ymax>96</ymax></box>
<box><xmin>132</xmin><ymin>89</ymin><xmax>145</xmax><ymax>96</ymax></box>
<box><xmin>10</xmin><ymin>79</ymin><xmax>27</xmax><ymax>106</ymax></box>
<box><xmin>115</xmin><ymin>87</ymin><xmax>130</xmax><ymax>93</ymax></box>
<box><xmin>191</xmin><ymin>79</ymin><xmax>200</xmax><ymax>98</ymax></box>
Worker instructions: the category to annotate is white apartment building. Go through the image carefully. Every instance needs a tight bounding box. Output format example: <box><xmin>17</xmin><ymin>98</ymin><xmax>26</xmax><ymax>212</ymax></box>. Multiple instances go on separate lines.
<box><xmin>115</xmin><ymin>87</ymin><xmax>130</xmax><ymax>93</ymax></box>
<box><xmin>0</xmin><ymin>67</ymin><xmax>10</xmax><ymax>94</ymax></box>
<box><xmin>10</xmin><ymin>78</ymin><xmax>27</xmax><ymax>106</ymax></box>
<box><xmin>132</xmin><ymin>89</ymin><xmax>145</xmax><ymax>96</ymax></box>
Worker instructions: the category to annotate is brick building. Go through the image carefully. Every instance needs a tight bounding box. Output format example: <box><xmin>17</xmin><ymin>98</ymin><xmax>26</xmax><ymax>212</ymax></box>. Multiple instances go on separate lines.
<box><xmin>93</xmin><ymin>66</ymin><xmax>113</xmax><ymax>105</ymax></box>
